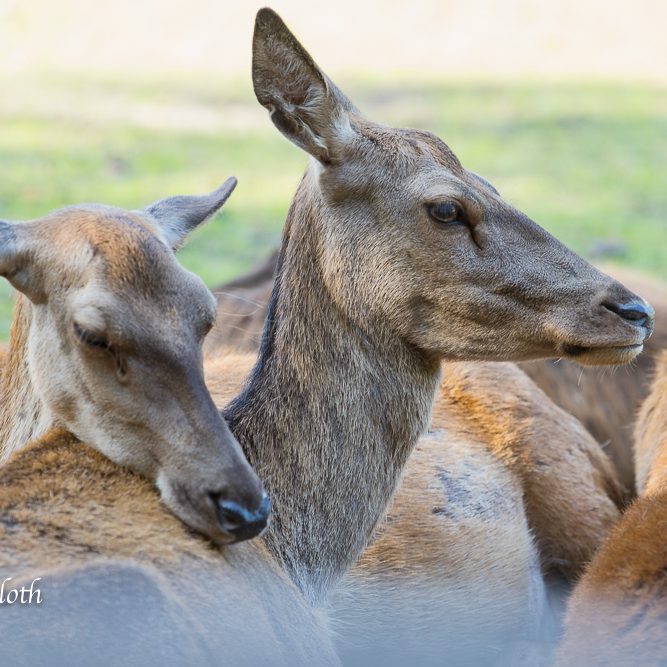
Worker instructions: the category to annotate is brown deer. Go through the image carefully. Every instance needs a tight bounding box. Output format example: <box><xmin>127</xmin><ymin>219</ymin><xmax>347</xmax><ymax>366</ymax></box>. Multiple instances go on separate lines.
<box><xmin>0</xmin><ymin>186</ymin><xmax>338</xmax><ymax>666</ymax></box>
<box><xmin>225</xmin><ymin>3</ymin><xmax>652</xmax><ymax>594</ymax></box>
<box><xmin>0</xmin><ymin>7</ymin><xmax>654</xmax><ymax>664</ymax></box>
<box><xmin>552</xmin><ymin>349</ymin><xmax>667</xmax><ymax>667</ymax></box>
<box><xmin>0</xmin><ymin>177</ymin><xmax>272</xmax><ymax>546</ymax></box>
<box><xmin>214</xmin><ymin>8</ymin><xmax>646</xmax><ymax>663</ymax></box>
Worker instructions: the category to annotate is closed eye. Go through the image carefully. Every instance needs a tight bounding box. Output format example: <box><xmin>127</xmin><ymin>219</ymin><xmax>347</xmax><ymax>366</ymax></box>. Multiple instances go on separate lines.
<box><xmin>73</xmin><ymin>322</ymin><xmax>113</xmax><ymax>351</ymax></box>
<box><xmin>73</xmin><ymin>322</ymin><xmax>128</xmax><ymax>379</ymax></box>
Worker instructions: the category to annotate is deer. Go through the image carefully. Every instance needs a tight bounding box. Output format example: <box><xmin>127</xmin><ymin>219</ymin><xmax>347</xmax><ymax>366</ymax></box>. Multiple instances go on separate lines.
<box><xmin>552</xmin><ymin>349</ymin><xmax>667</xmax><ymax>667</ymax></box>
<box><xmin>0</xmin><ymin>7</ymin><xmax>655</xmax><ymax>665</ymax></box>
<box><xmin>210</xmin><ymin>8</ymin><xmax>649</xmax><ymax>664</ymax></box>
<box><xmin>0</xmin><ymin>177</ymin><xmax>272</xmax><ymax>546</ymax></box>
<box><xmin>0</xmin><ymin>185</ymin><xmax>339</xmax><ymax>666</ymax></box>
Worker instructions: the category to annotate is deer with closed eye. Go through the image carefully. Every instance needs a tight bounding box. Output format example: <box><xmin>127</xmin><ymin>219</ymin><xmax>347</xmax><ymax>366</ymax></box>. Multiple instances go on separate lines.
<box><xmin>0</xmin><ymin>181</ymin><xmax>339</xmax><ymax>666</ymax></box>
<box><xmin>0</xmin><ymin>178</ymin><xmax>270</xmax><ymax>545</ymax></box>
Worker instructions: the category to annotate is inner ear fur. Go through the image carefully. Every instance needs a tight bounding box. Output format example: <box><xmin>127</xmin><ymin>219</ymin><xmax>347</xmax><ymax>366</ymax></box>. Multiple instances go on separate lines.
<box><xmin>252</xmin><ymin>8</ymin><xmax>356</xmax><ymax>164</ymax></box>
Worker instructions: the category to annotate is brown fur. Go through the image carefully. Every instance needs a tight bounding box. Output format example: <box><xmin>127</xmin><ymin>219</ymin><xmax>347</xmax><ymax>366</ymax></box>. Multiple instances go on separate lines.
<box><xmin>554</xmin><ymin>352</ymin><xmax>667</xmax><ymax>666</ymax></box>
<box><xmin>0</xmin><ymin>296</ymin><xmax>33</xmax><ymax>455</ymax></box>
<box><xmin>0</xmin><ymin>429</ymin><xmax>338</xmax><ymax>666</ymax></box>
<box><xmin>332</xmin><ymin>362</ymin><xmax>624</xmax><ymax>665</ymax></box>
<box><xmin>634</xmin><ymin>349</ymin><xmax>667</xmax><ymax>495</ymax></box>
<box><xmin>435</xmin><ymin>362</ymin><xmax>626</xmax><ymax>575</ymax></box>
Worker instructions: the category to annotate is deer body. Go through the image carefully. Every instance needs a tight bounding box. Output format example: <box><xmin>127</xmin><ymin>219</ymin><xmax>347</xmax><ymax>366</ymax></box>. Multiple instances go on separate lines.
<box><xmin>0</xmin><ymin>430</ymin><xmax>338</xmax><ymax>667</ymax></box>
<box><xmin>0</xmin><ymin>193</ymin><xmax>340</xmax><ymax>665</ymax></box>
<box><xmin>207</xmin><ymin>352</ymin><xmax>624</xmax><ymax>664</ymax></box>
<box><xmin>553</xmin><ymin>350</ymin><xmax>667</xmax><ymax>667</ymax></box>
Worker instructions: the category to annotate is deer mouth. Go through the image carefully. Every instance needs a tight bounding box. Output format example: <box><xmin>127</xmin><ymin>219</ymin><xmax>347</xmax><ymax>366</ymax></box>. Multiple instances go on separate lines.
<box><xmin>560</xmin><ymin>342</ymin><xmax>644</xmax><ymax>366</ymax></box>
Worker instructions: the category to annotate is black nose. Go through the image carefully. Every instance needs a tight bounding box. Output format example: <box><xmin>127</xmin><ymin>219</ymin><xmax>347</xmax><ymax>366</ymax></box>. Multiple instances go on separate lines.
<box><xmin>215</xmin><ymin>492</ymin><xmax>271</xmax><ymax>543</ymax></box>
<box><xmin>603</xmin><ymin>299</ymin><xmax>655</xmax><ymax>336</ymax></box>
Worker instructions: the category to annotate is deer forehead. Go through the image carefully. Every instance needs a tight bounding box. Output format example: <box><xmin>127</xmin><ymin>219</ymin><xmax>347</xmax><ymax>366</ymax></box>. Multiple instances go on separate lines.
<box><xmin>352</xmin><ymin>122</ymin><xmax>463</xmax><ymax>172</ymax></box>
<box><xmin>319</xmin><ymin>129</ymin><xmax>469</xmax><ymax>205</ymax></box>
<box><xmin>42</xmin><ymin>206</ymin><xmax>169</xmax><ymax>282</ymax></box>
<box><xmin>66</xmin><ymin>271</ymin><xmax>216</xmax><ymax>339</ymax></box>
<box><xmin>37</xmin><ymin>208</ymin><xmax>215</xmax><ymax>330</ymax></box>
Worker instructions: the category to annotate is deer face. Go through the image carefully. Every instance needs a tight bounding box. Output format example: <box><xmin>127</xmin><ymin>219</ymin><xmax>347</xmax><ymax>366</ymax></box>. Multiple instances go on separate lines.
<box><xmin>0</xmin><ymin>180</ymin><xmax>270</xmax><ymax>545</ymax></box>
<box><xmin>253</xmin><ymin>8</ymin><xmax>654</xmax><ymax>366</ymax></box>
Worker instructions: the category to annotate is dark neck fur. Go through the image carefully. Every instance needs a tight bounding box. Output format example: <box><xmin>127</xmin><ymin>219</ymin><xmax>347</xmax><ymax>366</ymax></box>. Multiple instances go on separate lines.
<box><xmin>224</xmin><ymin>174</ymin><xmax>440</xmax><ymax>603</ymax></box>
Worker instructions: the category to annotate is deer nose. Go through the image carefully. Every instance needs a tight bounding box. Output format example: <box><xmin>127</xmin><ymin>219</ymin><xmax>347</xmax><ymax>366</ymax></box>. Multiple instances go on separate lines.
<box><xmin>603</xmin><ymin>299</ymin><xmax>655</xmax><ymax>337</ymax></box>
<box><xmin>215</xmin><ymin>492</ymin><xmax>271</xmax><ymax>543</ymax></box>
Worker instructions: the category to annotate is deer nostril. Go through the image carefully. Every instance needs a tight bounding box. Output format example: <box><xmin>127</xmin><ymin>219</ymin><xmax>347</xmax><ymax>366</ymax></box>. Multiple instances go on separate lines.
<box><xmin>214</xmin><ymin>492</ymin><xmax>271</xmax><ymax>543</ymax></box>
<box><xmin>603</xmin><ymin>300</ymin><xmax>655</xmax><ymax>335</ymax></box>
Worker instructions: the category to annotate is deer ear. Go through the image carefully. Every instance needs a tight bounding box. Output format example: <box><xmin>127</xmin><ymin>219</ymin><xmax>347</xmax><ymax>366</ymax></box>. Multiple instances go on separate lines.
<box><xmin>143</xmin><ymin>177</ymin><xmax>237</xmax><ymax>250</ymax></box>
<box><xmin>252</xmin><ymin>8</ymin><xmax>356</xmax><ymax>164</ymax></box>
<box><xmin>0</xmin><ymin>221</ymin><xmax>45</xmax><ymax>303</ymax></box>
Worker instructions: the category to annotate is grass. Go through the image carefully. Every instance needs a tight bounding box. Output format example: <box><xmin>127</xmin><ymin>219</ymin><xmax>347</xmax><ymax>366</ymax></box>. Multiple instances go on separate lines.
<box><xmin>0</xmin><ymin>72</ymin><xmax>665</xmax><ymax>340</ymax></box>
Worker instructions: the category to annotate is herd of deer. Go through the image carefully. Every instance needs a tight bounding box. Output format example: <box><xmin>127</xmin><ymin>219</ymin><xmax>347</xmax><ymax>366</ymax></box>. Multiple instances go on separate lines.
<box><xmin>0</xmin><ymin>8</ymin><xmax>665</xmax><ymax>667</ymax></box>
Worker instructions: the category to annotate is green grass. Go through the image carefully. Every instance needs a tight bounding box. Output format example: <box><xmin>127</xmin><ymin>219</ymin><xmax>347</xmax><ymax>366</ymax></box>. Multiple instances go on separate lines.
<box><xmin>0</xmin><ymin>73</ymin><xmax>665</xmax><ymax>340</ymax></box>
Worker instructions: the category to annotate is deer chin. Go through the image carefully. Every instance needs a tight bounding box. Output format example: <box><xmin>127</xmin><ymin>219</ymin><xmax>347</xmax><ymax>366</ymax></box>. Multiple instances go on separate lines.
<box><xmin>156</xmin><ymin>477</ymin><xmax>239</xmax><ymax>546</ymax></box>
<box><xmin>159</xmin><ymin>486</ymin><xmax>237</xmax><ymax>546</ymax></box>
<box><xmin>559</xmin><ymin>342</ymin><xmax>644</xmax><ymax>366</ymax></box>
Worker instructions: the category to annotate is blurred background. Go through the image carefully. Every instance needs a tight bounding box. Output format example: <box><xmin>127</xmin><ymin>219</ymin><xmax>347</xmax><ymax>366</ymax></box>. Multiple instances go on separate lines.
<box><xmin>1</xmin><ymin>0</ymin><xmax>665</xmax><ymax>339</ymax></box>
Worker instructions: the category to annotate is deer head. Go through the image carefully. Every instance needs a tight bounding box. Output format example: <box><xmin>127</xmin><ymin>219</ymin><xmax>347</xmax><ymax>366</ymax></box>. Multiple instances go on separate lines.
<box><xmin>252</xmin><ymin>8</ymin><xmax>654</xmax><ymax>366</ymax></box>
<box><xmin>0</xmin><ymin>178</ymin><xmax>270</xmax><ymax>545</ymax></box>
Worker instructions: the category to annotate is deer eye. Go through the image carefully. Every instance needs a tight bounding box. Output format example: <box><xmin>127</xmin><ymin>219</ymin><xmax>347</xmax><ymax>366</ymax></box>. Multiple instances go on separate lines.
<box><xmin>73</xmin><ymin>322</ymin><xmax>128</xmax><ymax>381</ymax></box>
<box><xmin>427</xmin><ymin>201</ymin><xmax>464</xmax><ymax>225</ymax></box>
<box><xmin>73</xmin><ymin>322</ymin><xmax>113</xmax><ymax>351</ymax></box>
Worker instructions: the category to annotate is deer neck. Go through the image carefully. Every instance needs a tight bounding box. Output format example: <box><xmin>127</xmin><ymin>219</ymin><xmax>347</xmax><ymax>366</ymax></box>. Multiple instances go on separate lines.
<box><xmin>0</xmin><ymin>296</ymin><xmax>54</xmax><ymax>461</ymax></box>
<box><xmin>224</xmin><ymin>175</ymin><xmax>440</xmax><ymax>603</ymax></box>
